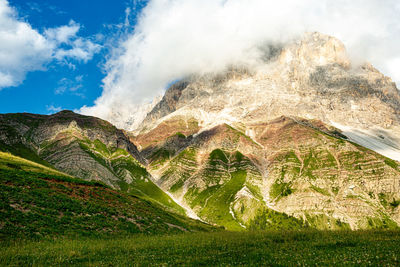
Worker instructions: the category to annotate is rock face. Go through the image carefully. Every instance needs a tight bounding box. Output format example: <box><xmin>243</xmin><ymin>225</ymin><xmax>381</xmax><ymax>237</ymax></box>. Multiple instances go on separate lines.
<box><xmin>137</xmin><ymin>115</ymin><xmax>400</xmax><ymax>230</ymax></box>
<box><xmin>133</xmin><ymin>32</ymin><xmax>400</xmax><ymax>230</ymax></box>
<box><xmin>0</xmin><ymin>110</ymin><xmax>184</xmax><ymax>214</ymax></box>
<box><xmin>140</xmin><ymin>32</ymin><xmax>400</xmax><ymax>160</ymax></box>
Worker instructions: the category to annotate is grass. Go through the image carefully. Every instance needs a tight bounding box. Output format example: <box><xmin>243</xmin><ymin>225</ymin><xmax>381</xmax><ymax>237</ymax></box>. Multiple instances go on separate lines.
<box><xmin>149</xmin><ymin>148</ymin><xmax>171</xmax><ymax>169</ymax></box>
<box><xmin>248</xmin><ymin>208</ymin><xmax>307</xmax><ymax>230</ymax></box>
<box><xmin>173</xmin><ymin>132</ymin><xmax>186</xmax><ymax>138</ymax></box>
<box><xmin>305</xmin><ymin>213</ymin><xmax>351</xmax><ymax>230</ymax></box>
<box><xmin>159</xmin><ymin>147</ymin><xmax>198</xmax><ymax>193</ymax></box>
<box><xmin>310</xmin><ymin>185</ymin><xmax>331</xmax><ymax>196</ymax></box>
<box><xmin>0</xmin><ymin>141</ymin><xmax>54</xmax><ymax>169</ymax></box>
<box><xmin>1</xmin><ymin>230</ymin><xmax>400</xmax><ymax>266</ymax></box>
<box><xmin>390</xmin><ymin>199</ymin><xmax>400</xmax><ymax>208</ymax></box>
<box><xmin>270</xmin><ymin>181</ymin><xmax>293</xmax><ymax>200</ymax></box>
<box><xmin>385</xmin><ymin>158</ymin><xmax>399</xmax><ymax>170</ymax></box>
<box><xmin>181</xmin><ymin>150</ymin><xmax>265</xmax><ymax>230</ymax></box>
<box><xmin>365</xmin><ymin>216</ymin><xmax>399</xmax><ymax>230</ymax></box>
<box><xmin>78</xmin><ymin>138</ymin><xmax>185</xmax><ymax>214</ymax></box>
<box><xmin>208</xmin><ymin>148</ymin><xmax>229</xmax><ymax>165</ymax></box>
<box><xmin>195</xmin><ymin>170</ymin><xmax>247</xmax><ymax>230</ymax></box>
<box><xmin>0</xmin><ymin>168</ymin><xmax>213</xmax><ymax>240</ymax></box>
<box><xmin>0</xmin><ymin>153</ymin><xmax>215</xmax><ymax>241</ymax></box>
<box><xmin>0</xmin><ymin>151</ymin><xmax>68</xmax><ymax>177</ymax></box>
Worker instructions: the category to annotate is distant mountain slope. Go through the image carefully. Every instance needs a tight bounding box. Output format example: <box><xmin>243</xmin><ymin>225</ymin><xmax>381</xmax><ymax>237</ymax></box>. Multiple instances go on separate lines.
<box><xmin>129</xmin><ymin>32</ymin><xmax>400</xmax><ymax>230</ymax></box>
<box><xmin>0</xmin><ymin>111</ymin><xmax>184</xmax><ymax>214</ymax></box>
<box><xmin>137</xmin><ymin>115</ymin><xmax>400</xmax><ymax>230</ymax></box>
<box><xmin>0</xmin><ymin>152</ymin><xmax>215</xmax><ymax>240</ymax></box>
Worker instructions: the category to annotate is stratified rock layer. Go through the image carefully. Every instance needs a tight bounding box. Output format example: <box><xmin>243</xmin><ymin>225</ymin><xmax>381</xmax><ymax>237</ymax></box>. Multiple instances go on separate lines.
<box><xmin>134</xmin><ymin>32</ymin><xmax>400</xmax><ymax>230</ymax></box>
<box><xmin>0</xmin><ymin>110</ymin><xmax>184</xmax><ymax>214</ymax></box>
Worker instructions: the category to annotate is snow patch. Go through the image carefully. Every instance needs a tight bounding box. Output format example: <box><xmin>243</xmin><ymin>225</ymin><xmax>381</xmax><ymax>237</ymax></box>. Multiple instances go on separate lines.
<box><xmin>331</xmin><ymin>122</ymin><xmax>400</xmax><ymax>161</ymax></box>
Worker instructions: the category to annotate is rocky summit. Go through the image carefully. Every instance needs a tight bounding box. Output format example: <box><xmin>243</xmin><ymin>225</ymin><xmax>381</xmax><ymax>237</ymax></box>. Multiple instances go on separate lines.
<box><xmin>1</xmin><ymin>32</ymin><xmax>400</xmax><ymax>231</ymax></box>
<box><xmin>132</xmin><ymin>32</ymin><xmax>400</xmax><ymax>230</ymax></box>
<box><xmin>139</xmin><ymin>32</ymin><xmax>400</xmax><ymax>160</ymax></box>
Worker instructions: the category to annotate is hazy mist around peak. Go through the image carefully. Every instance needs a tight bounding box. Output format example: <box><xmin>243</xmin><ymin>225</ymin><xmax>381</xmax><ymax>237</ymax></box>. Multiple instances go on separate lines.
<box><xmin>79</xmin><ymin>0</ymin><xmax>400</xmax><ymax>130</ymax></box>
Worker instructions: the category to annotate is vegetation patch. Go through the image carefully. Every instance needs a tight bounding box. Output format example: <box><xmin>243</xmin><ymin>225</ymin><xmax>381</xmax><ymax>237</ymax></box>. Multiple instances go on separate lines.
<box><xmin>149</xmin><ymin>148</ymin><xmax>171</xmax><ymax>169</ymax></box>
<box><xmin>195</xmin><ymin>170</ymin><xmax>248</xmax><ymax>230</ymax></box>
<box><xmin>0</xmin><ymin>141</ymin><xmax>54</xmax><ymax>169</ymax></box>
<box><xmin>379</xmin><ymin>193</ymin><xmax>388</xmax><ymax>208</ymax></box>
<box><xmin>270</xmin><ymin>181</ymin><xmax>293</xmax><ymax>200</ymax></box>
<box><xmin>170</xmin><ymin>180</ymin><xmax>184</xmax><ymax>193</ymax></box>
<box><xmin>310</xmin><ymin>185</ymin><xmax>331</xmax><ymax>196</ymax></box>
<box><xmin>1</xmin><ymin>231</ymin><xmax>400</xmax><ymax>266</ymax></box>
<box><xmin>390</xmin><ymin>199</ymin><xmax>400</xmax><ymax>208</ymax></box>
<box><xmin>209</xmin><ymin>149</ymin><xmax>228</xmax><ymax>165</ymax></box>
<box><xmin>0</xmin><ymin>154</ymin><xmax>214</xmax><ymax>241</ymax></box>
<box><xmin>248</xmin><ymin>208</ymin><xmax>307</xmax><ymax>230</ymax></box>
<box><xmin>173</xmin><ymin>132</ymin><xmax>186</xmax><ymax>138</ymax></box>
<box><xmin>305</xmin><ymin>213</ymin><xmax>351</xmax><ymax>230</ymax></box>
<box><xmin>366</xmin><ymin>216</ymin><xmax>399</xmax><ymax>230</ymax></box>
<box><xmin>384</xmin><ymin>158</ymin><xmax>399</xmax><ymax>170</ymax></box>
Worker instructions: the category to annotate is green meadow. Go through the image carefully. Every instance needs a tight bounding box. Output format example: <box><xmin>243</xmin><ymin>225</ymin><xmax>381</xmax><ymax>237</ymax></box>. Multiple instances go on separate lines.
<box><xmin>1</xmin><ymin>152</ymin><xmax>400</xmax><ymax>266</ymax></box>
<box><xmin>1</xmin><ymin>230</ymin><xmax>400</xmax><ymax>266</ymax></box>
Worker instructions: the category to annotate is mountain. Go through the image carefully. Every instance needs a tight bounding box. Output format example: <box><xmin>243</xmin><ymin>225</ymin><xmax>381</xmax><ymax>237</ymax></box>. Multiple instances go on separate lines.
<box><xmin>0</xmin><ymin>151</ymin><xmax>215</xmax><ymax>240</ymax></box>
<box><xmin>132</xmin><ymin>32</ymin><xmax>400</xmax><ymax>230</ymax></box>
<box><xmin>0</xmin><ymin>110</ymin><xmax>184</xmax><ymax>214</ymax></box>
<box><xmin>1</xmin><ymin>32</ymin><xmax>399</xmax><ymax>232</ymax></box>
<box><xmin>139</xmin><ymin>32</ymin><xmax>400</xmax><ymax>161</ymax></box>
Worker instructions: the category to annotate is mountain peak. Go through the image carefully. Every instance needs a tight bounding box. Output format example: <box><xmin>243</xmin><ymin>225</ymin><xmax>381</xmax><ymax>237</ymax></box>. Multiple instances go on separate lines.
<box><xmin>278</xmin><ymin>32</ymin><xmax>351</xmax><ymax>69</ymax></box>
<box><xmin>55</xmin><ymin>109</ymin><xmax>75</xmax><ymax>114</ymax></box>
<box><xmin>135</xmin><ymin>32</ymin><xmax>400</xmax><ymax>161</ymax></box>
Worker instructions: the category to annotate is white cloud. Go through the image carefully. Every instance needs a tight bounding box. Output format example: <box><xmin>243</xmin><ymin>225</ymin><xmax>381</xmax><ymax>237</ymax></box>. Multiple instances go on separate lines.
<box><xmin>55</xmin><ymin>75</ymin><xmax>84</xmax><ymax>96</ymax></box>
<box><xmin>0</xmin><ymin>72</ymin><xmax>14</xmax><ymax>88</ymax></box>
<box><xmin>54</xmin><ymin>39</ymin><xmax>101</xmax><ymax>63</ymax></box>
<box><xmin>387</xmin><ymin>58</ymin><xmax>400</xmax><ymax>86</ymax></box>
<box><xmin>45</xmin><ymin>20</ymin><xmax>80</xmax><ymax>44</ymax></box>
<box><xmin>46</xmin><ymin>21</ymin><xmax>101</xmax><ymax>64</ymax></box>
<box><xmin>80</xmin><ymin>0</ymin><xmax>400</xmax><ymax>129</ymax></box>
<box><xmin>0</xmin><ymin>0</ymin><xmax>101</xmax><ymax>89</ymax></box>
<box><xmin>46</xmin><ymin>104</ymin><xmax>62</xmax><ymax>114</ymax></box>
<box><xmin>0</xmin><ymin>0</ymin><xmax>52</xmax><ymax>87</ymax></box>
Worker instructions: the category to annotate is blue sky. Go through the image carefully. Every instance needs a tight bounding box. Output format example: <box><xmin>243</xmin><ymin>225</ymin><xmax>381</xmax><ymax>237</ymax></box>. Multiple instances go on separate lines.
<box><xmin>0</xmin><ymin>0</ymin><xmax>146</xmax><ymax>114</ymax></box>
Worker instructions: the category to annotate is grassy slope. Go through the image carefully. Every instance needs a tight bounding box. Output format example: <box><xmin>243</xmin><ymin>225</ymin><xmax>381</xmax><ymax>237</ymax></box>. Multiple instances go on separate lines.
<box><xmin>0</xmin><ymin>141</ymin><xmax>54</xmax><ymax>169</ymax></box>
<box><xmin>0</xmin><ymin>111</ymin><xmax>185</xmax><ymax>215</ymax></box>
<box><xmin>153</xmin><ymin>123</ymin><xmax>316</xmax><ymax>231</ymax></box>
<box><xmin>150</xmin><ymin>119</ymin><xmax>400</xmax><ymax>230</ymax></box>
<box><xmin>78</xmin><ymin>138</ymin><xmax>185</xmax><ymax>215</ymax></box>
<box><xmin>0</xmin><ymin>152</ymin><xmax>69</xmax><ymax>177</ymax></box>
<box><xmin>1</xmin><ymin>231</ymin><xmax>399</xmax><ymax>266</ymax></box>
<box><xmin>0</xmin><ymin>152</ymin><xmax>215</xmax><ymax>240</ymax></box>
<box><xmin>165</xmin><ymin>148</ymin><xmax>305</xmax><ymax>231</ymax></box>
<box><xmin>191</xmin><ymin>170</ymin><xmax>247</xmax><ymax>231</ymax></box>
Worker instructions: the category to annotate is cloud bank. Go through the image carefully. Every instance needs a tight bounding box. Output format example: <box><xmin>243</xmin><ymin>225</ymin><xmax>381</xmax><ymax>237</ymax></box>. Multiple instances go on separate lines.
<box><xmin>0</xmin><ymin>0</ymin><xmax>101</xmax><ymax>88</ymax></box>
<box><xmin>81</xmin><ymin>0</ymin><xmax>400</xmax><ymax>129</ymax></box>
